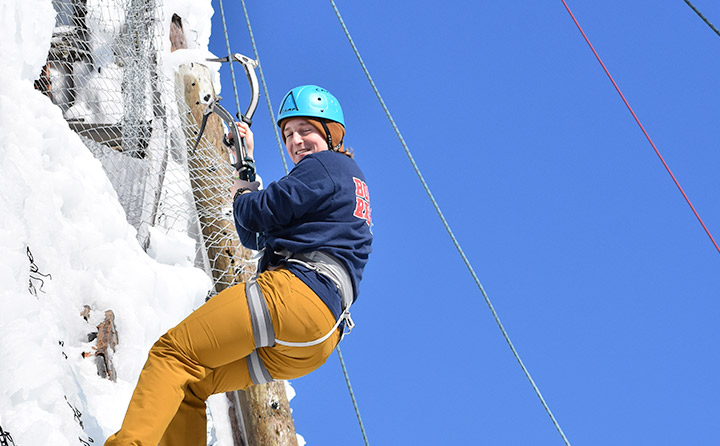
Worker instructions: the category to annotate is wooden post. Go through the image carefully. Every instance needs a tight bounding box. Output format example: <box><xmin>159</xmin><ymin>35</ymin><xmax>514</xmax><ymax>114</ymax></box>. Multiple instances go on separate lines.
<box><xmin>238</xmin><ymin>383</ymin><xmax>299</xmax><ymax>446</ymax></box>
<box><xmin>177</xmin><ymin>61</ymin><xmax>255</xmax><ymax>291</ymax></box>
<box><xmin>175</xmin><ymin>55</ymin><xmax>298</xmax><ymax>446</ymax></box>
<box><xmin>169</xmin><ymin>14</ymin><xmax>187</xmax><ymax>52</ymax></box>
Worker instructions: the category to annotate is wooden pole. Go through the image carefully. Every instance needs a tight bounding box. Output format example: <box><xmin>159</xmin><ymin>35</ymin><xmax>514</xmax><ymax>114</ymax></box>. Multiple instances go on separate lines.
<box><xmin>177</xmin><ymin>62</ymin><xmax>251</xmax><ymax>292</ymax></box>
<box><xmin>238</xmin><ymin>383</ymin><xmax>299</xmax><ymax>446</ymax></box>
<box><xmin>175</xmin><ymin>55</ymin><xmax>298</xmax><ymax>446</ymax></box>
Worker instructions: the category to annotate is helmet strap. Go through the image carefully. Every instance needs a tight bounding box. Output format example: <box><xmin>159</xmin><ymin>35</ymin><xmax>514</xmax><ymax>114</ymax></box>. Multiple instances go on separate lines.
<box><xmin>320</xmin><ymin>120</ymin><xmax>333</xmax><ymax>150</ymax></box>
<box><xmin>320</xmin><ymin>119</ymin><xmax>343</xmax><ymax>151</ymax></box>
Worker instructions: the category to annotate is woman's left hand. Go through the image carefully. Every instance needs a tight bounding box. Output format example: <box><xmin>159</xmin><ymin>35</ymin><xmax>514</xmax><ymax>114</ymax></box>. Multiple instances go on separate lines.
<box><xmin>230</xmin><ymin>178</ymin><xmax>260</xmax><ymax>200</ymax></box>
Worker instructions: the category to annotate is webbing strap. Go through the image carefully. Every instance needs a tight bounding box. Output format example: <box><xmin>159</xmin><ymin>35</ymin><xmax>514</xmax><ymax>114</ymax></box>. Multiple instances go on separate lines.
<box><xmin>275</xmin><ymin>309</ymin><xmax>351</xmax><ymax>347</ymax></box>
<box><xmin>245</xmin><ymin>252</ymin><xmax>354</xmax><ymax>352</ymax></box>
<box><xmin>244</xmin><ymin>277</ymin><xmax>275</xmax><ymax>385</ymax></box>
<box><xmin>282</xmin><ymin>250</ymin><xmax>354</xmax><ymax>312</ymax></box>
<box><xmin>245</xmin><ymin>276</ymin><xmax>275</xmax><ymax>348</ymax></box>
<box><xmin>246</xmin><ymin>350</ymin><xmax>273</xmax><ymax>385</ymax></box>
<box><xmin>279</xmin><ymin>250</ymin><xmax>356</xmax><ymax>346</ymax></box>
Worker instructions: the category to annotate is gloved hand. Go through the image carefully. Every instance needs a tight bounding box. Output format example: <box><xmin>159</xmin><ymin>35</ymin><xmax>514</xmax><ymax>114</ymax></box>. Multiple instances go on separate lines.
<box><xmin>231</xmin><ymin>178</ymin><xmax>260</xmax><ymax>201</ymax></box>
<box><xmin>234</xmin><ymin>179</ymin><xmax>260</xmax><ymax>191</ymax></box>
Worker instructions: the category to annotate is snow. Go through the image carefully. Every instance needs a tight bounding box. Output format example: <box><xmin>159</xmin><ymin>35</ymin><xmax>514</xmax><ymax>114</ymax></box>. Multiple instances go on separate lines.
<box><xmin>162</xmin><ymin>49</ymin><xmax>223</xmax><ymax>95</ymax></box>
<box><xmin>63</xmin><ymin>63</ymin><xmax>124</xmax><ymax>123</ymax></box>
<box><xmin>0</xmin><ymin>0</ymin><xmax>56</xmax><ymax>82</ymax></box>
<box><xmin>0</xmin><ymin>0</ymin><xmax>294</xmax><ymax>444</ymax></box>
<box><xmin>0</xmin><ymin>44</ymin><xmax>210</xmax><ymax>444</ymax></box>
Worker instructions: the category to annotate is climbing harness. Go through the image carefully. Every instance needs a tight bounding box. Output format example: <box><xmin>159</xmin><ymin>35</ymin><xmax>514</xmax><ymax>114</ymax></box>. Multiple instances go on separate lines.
<box><xmin>243</xmin><ymin>250</ymin><xmax>355</xmax><ymax>384</ymax></box>
<box><xmin>192</xmin><ymin>53</ymin><xmax>259</xmax><ymax>181</ymax></box>
<box><xmin>278</xmin><ymin>250</ymin><xmax>355</xmax><ymax>346</ymax></box>
<box><xmin>233</xmin><ymin>3</ymin><xmax>367</xmax><ymax>443</ymax></box>
<box><xmin>245</xmin><ymin>273</ymin><xmax>275</xmax><ymax>350</ymax></box>
<box><xmin>246</xmin><ymin>350</ymin><xmax>274</xmax><ymax>385</ymax></box>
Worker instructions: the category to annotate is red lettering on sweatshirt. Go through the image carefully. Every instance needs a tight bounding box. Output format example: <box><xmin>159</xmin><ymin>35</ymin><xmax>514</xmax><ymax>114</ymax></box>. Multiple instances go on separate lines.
<box><xmin>352</xmin><ymin>177</ymin><xmax>372</xmax><ymax>226</ymax></box>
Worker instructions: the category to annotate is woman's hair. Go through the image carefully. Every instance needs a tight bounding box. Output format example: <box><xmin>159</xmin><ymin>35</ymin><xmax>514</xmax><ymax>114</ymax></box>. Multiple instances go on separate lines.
<box><xmin>280</xmin><ymin>117</ymin><xmax>354</xmax><ymax>159</ymax></box>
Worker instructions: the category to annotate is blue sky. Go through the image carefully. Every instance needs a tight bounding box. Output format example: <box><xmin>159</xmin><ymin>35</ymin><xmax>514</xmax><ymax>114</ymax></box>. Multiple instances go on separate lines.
<box><xmin>209</xmin><ymin>2</ymin><xmax>720</xmax><ymax>444</ymax></box>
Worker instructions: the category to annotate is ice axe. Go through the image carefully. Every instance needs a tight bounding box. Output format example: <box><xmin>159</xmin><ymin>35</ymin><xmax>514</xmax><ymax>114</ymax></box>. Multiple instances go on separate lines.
<box><xmin>192</xmin><ymin>53</ymin><xmax>259</xmax><ymax>181</ymax></box>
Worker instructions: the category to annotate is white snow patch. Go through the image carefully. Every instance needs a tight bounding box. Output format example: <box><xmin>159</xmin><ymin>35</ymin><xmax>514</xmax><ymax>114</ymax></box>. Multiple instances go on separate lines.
<box><xmin>0</xmin><ymin>0</ymin><xmax>55</xmax><ymax>82</ymax></box>
<box><xmin>147</xmin><ymin>226</ymin><xmax>197</xmax><ymax>267</ymax></box>
<box><xmin>1</xmin><ymin>0</ymin><xmax>301</xmax><ymax>444</ymax></box>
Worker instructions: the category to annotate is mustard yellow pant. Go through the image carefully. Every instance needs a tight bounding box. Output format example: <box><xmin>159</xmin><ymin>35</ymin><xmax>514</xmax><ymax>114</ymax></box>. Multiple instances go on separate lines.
<box><xmin>105</xmin><ymin>268</ymin><xmax>340</xmax><ymax>446</ymax></box>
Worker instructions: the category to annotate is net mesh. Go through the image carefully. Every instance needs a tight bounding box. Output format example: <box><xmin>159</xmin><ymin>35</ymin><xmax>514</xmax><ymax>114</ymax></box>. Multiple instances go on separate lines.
<box><xmin>40</xmin><ymin>0</ymin><xmax>254</xmax><ymax>294</ymax></box>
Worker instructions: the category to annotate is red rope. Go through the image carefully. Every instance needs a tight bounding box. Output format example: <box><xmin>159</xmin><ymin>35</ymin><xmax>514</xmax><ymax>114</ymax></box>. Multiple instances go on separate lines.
<box><xmin>561</xmin><ymin>0</ymin><xmax>720</xmax><ymax>256</ymax></box>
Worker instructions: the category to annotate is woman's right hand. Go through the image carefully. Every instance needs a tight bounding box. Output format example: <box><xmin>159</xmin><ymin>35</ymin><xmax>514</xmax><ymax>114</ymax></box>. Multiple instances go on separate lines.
<box><xmin>228</xmin><ymin>121</ymin><xmax>254</xmax><ymax>160</ymax></box>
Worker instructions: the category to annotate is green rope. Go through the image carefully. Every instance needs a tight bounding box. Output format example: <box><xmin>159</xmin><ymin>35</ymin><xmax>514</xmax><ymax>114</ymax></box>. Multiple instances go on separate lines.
<box><xmin>237</xmin><ymin>4</ymin><xmax>368</xmax><ymax>445</ymax></box>
<box><xmin>683</xmin><ymin>0</ymin><xmax>720</xmax><ymax>38</ymax></box>
<box><xmin>215</xmin><ymin>0</ymin><xmax>242</xmax><ymax>118</ymax></box>
<box><xmin>336</xmin><ymin>346</ymin><xmax>371</xmax><ymax>446</ymax></box>
<box><xmin>239</xmin><ymin>0</ymin><xmax>289</xmax><ymax>174</ymax></box>
<box><xmin>328</xmin><ymin>1</ymin><xmax>572</xmax><ymax>445</ymax></box>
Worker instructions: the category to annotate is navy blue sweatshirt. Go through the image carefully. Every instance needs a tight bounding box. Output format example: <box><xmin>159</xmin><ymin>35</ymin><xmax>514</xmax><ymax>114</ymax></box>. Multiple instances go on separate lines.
<box><xmin>233</xmin><ymin>150</ymin><xmax>373</xmax><ymax>318</ymax></box>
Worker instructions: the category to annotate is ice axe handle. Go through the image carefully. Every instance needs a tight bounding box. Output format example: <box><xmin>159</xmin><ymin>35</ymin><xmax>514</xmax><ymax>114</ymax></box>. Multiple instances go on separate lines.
<box><xmin>235</xmin><ymin>140</ymin><xmax>256</xmax><ymax>182</ymax></box>
<box><xmin>236</xmin><ymin>161</ymin><xmax>256</xmax><ymax>182</ymax></box>
<box><xmin>237</xmin><ymin>116</ymin><xmax>253</xmax><ymax>178</ymax></box>
<box><xmin>236</xmin><ymin>114</ymin><xmax>252</xmax><ymax>164</ymax></box>
<box><xmin>205</xmin><ymin>53</ymin><xmax>259</xmax><ymax>182</ymax></box>
<box><xmin>232</xmin><ymin>118</ymin><xmax>255</xmax><ymax>182</ymax></box>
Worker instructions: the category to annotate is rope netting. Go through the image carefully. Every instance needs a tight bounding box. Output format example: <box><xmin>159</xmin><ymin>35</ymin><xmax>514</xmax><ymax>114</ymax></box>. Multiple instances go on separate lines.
<box><xmin>40</xmin><ymin>0</ymin><xmax>254</xmax><ymax>295</ymax></box>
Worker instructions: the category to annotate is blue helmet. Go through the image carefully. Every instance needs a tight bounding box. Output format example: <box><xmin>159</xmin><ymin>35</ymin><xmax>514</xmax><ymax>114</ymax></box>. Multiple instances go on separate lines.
<box><xmin>276</xmin><ymin>85</ymin><xmax>345</xmax><ymax>127</ymax></box>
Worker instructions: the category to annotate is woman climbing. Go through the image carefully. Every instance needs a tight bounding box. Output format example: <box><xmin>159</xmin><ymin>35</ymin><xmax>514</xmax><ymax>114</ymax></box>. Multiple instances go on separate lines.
<box><xmin>105</xmin><ymin>85</ymin><xmax>373</xmax><ymax>445</ymax></box>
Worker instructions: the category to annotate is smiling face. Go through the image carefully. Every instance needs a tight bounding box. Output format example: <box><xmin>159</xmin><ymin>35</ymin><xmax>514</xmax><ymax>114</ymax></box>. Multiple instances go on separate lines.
<box><xmin>281</xmin><ymin>118</ymin><xmax>329</xmax><ymax>164</ymax></box>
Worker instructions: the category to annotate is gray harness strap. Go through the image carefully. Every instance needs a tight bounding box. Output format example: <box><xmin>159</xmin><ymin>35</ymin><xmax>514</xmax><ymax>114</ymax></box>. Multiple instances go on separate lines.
<box><xmin>283</xmin><ymin>251</ymin><xmax>354</xmax><ymax>313</ymax></box>
<box><xmin>246</xmin><ymin>350</ymin><xmax>273</xmax><ymax>385</ymax></box>
<box><xmin>245</xmin><ymin>275</ymin><xmax>276</xmax><ymax>385</ymax></box>
<box><xmin>243</xmin><ymin>250</ymin><xmax>355</xmax><ymax>384</ymax></box>
<box><xmin>245</xmin><ymin>275</ymin><xmax>275</xmax><ymax>349</ymax></box>
<box><xmin>277</xmin><ymin>250</ymin><xmax>356</xmax><ymax>346</ymax></box>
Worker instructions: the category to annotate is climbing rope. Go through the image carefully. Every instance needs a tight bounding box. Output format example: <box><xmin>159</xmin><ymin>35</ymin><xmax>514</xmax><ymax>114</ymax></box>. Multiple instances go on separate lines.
<box><xmin>561</xmin><ymin>0</ymin><xmax>720</xmax><ymax>256</ymax></box>
<box><xmin>238</xmin><ymin>0</ymin><xmax>289</xmax><ymax>173</ymax></box>
<box><xmin>682</xmin><ymin>0</ymin><xmax>720</xmax><ymax>38</ymax></box>
<box><xmin>215</xmin><ymin>0</ymin><xmax>242</xmax><ymax>119</ymax></box>
<box><xmin>234</xmin><ymin>3</ymin><xmax>370</xmax><ymax>444</ymax></box>
<box><xmin>336</xmin><ymin>347</ymin><xmax>371</xmax><ymax>446</ymax></box>
<box><xmin>328</xmin><ymin>2</ymin><xmax>572</xmax><ymax>445</ymax></box>
<box><xmin>219</xmin><ymin>0</ymin><xmax>288</xmax><ymax>170</ymax></box>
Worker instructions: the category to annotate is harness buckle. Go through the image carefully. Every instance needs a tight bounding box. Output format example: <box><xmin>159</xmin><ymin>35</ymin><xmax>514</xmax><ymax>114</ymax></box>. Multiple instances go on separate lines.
<box><xmin>342</xmin><ymin>311</ymin><xmax>355</xmax><ymax>337</ymax></box>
